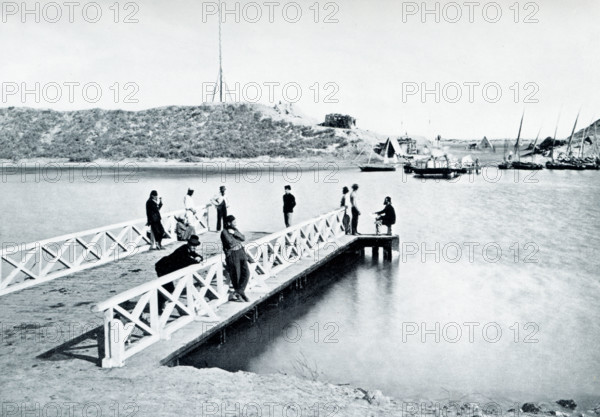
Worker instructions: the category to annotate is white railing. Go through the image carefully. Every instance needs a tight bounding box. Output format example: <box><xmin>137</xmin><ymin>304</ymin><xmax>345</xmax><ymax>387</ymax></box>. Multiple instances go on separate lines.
<box><xmin>93</xmin><ymin>208</ymin><xmax>346</xmax><ymax>368</ymax></box>
<box><xmin>0</xmin><ymin>207</ymin><xmax>208</xmax><ymax>296</ymax></box>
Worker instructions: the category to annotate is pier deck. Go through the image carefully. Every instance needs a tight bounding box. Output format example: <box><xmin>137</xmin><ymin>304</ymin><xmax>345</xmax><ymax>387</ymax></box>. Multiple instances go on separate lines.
<box><xmin>0</xmin><ymin>210</ymin><xmax>398</xmax><ymax>415</ymax></box>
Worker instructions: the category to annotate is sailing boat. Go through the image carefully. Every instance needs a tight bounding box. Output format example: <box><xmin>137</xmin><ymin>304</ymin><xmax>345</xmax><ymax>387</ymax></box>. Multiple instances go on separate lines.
<box><xmin>511</xmin><ymin>119</ymin><xmax>544</xmax><ymax>170</ymax></box>
<box><xmin>359</xmin><ymin>138</ymin><xmax>397</xmax><ymax>172</ymax></box>
<box><xmin>546</xmin><ymin>111</ymin><xmax>585</xmax><ymax>170</ymax></box>
<box><xmin>512</xmin><ymin>128</ymin><xmax>544</xmax><ymax>170</ymax></box>
<box><xmin>498</xmin><ymin>113</ymin><xmax>542</xmax><ymax>170</ymax></box>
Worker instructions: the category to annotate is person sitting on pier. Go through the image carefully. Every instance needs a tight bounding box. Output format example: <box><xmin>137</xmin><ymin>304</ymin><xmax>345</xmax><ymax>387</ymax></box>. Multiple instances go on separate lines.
<box><xmin>373</xmin><ymin>196</ymin><xmax>396</xmax><ymax>236</ymax></box>
<box><xmin>174</xmin><ymin>216</ymin><xmax>196</xmax><ymax>241</ymax></box>
<box><xmin>146</xmin><ymin>190</ymin><xmax>165</xmax><ymax>250</ymax></box>
<box><xmin>350</xmin><ymin>184</ymin><xmax>361</xmax><ymax>235</ymax></box>
<box><xmin>340</xmin><ymin>186</ymin><xmax>351</xmax><ymax>234</ymax></box>
<box><xmin>221</xmin><ymin>215</ymin><xmax>250</xmax><ymax>302</ymax></box>
<box><xmin>155</xmin><ymin>235</ymin><xmax>204</xmax><ymax>314</ymax></box>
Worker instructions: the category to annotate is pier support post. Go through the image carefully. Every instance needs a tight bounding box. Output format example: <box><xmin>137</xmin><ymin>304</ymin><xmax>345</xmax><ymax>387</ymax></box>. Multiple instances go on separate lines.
<box><xmin>384</xmin><ymin>245</ymin><xmax>392</xmax><ymax>261</ymax></box>
<box><xmin>372</xmin><ymin>246</ymin><xmax>379</xmax><ymax>259</ymax></box>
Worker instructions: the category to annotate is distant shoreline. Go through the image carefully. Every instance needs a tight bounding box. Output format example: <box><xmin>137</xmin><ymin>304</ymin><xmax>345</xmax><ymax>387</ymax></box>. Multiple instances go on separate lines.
<box><xmin>0</xmin><ymin>157</ymin><xmax>361</xmax><ymax>171</ymax></box>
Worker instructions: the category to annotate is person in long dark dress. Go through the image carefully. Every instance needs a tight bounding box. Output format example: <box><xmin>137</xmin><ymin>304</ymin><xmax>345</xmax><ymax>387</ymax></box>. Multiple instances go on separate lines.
<box><xmin>220</xmin><ymin>215</ymin><xmax>250</xmax><ymax>302</ymax></box>
<box><xmin>146</xmin><ymin>190</ymin><xmax>165</xmax><ymax>250</ymax></box>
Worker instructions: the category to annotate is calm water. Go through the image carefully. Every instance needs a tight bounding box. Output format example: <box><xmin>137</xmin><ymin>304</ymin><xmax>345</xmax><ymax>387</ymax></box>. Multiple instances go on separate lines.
<box><xmin>2</xmin><ymin>164</ymin><xmax>599</xmax><ymax>401</ymax></box>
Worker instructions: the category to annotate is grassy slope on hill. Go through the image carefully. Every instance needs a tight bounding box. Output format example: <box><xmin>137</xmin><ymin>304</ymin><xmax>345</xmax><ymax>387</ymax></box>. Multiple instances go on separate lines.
<box><xmin>0</xmin><ymin>103</ymin><xmax>374</xmax><ymax>162</ymax></box>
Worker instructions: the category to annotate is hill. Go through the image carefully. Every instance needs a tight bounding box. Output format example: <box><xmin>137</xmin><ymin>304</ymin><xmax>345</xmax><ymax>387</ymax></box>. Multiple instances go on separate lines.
<box><xmin>0</xmin><ymin>103</ymin><xmax>386</xmax><ymax>162</ymax></box>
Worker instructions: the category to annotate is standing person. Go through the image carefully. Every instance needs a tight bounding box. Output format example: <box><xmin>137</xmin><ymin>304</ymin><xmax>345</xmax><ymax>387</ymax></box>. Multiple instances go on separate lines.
<box><xmin>282</xmin><ymin>185</ymin><xmax>296</xmax><ymax>228</ymax></box>
<box><xmin>373</xmin><ymin>196</ymin><xmax>396</xmax><ymax>236</ymax></box>
<box><xmin>184</xmin><ymin>187</ymin><xmax>198</xmax><ymax>225</ymax></box>
<box><xmin>340</xmin><ymin>186</ymin><xmax>351</xmax><ymax>234</ymax></box>
<box><xmin>210</xmin><ymin>186</ymin><xmax>229</xmax><ymax>231</ymax></box>
<box><xmin>155</xmin><ymin>235</ymin><xmax>204</xmax><ymax>313</ymax></box>
<box><xmin>220</xmin><ymin>215</ymin><xmax>250</xmax><ymax>302</ymax></box>
<box><xmin>146</xmin><ymin>190</ymin><xmax>165</xmax><ymax>250</ymax></box>
<box><xmin>350</xmin><ymin>184</ymin><xmax>361</xmax><ymax>235</ymax></box>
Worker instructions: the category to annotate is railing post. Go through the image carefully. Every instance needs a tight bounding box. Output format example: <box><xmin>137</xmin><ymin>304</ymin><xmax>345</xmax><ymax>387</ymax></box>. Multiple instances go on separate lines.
<box><xmin>215</xmin><ymin>263</ymin><xmax>224</xmax><ymax>298</ymax></box>
<box><xmin>149</xmin><ymin>288</ymin><xmax>159</xmax><ymax>334</ymax></box>
<box><xmin>102</xmin><ymin>308</ymin><xmax>125</xmax><ymax>368</ymax></box>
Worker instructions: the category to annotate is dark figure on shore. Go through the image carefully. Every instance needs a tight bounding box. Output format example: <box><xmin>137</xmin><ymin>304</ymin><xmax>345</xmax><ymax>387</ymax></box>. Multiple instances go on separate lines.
<box><xmin>221</xmin><ymin>215</ymin><xmax>250</xmax><ymax>302</ymax></box>
<box><xmin>283</xmin><ymin>185</ymin><xmax>296</xmax><ymax>228</ymax></box>
<box><xmin>210</xmin><ymin>186</ymin><xmax>229</xmax><ymax>232</ymax></box>
<box><xmin>146</xmin><ymin>190</ymin><xmax>165</xmax><ymax>250</ymax></box>
<box><xmin>340</xmin><ymin>186</ymin><xmax>351</xmax><ymax>234</ymax></box>
<box><xmin>155</xmin><ymin>235</ymin><xmax>203</xmax><ymax>313</ymax></box>
<box><xmin>350</xmin><ymin>184</ymin><xmax>361</xmax><ymax>235</ymax></box>
<box><xmin>475</xmin><ymin>158</ymin><xmax>481</xmax><ymax>175</ymax></box>
<box><xmin>374</xmin><ymin>196</ymin><xmax>396</xmax><ymax>236</ymax></box>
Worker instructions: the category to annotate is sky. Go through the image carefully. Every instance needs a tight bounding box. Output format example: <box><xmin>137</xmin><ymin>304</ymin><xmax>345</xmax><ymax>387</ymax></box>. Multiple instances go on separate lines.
<box><xmin>0</xmin><ymin>0</ymin><xmax>598</xmax><ymax>139</ymax></box>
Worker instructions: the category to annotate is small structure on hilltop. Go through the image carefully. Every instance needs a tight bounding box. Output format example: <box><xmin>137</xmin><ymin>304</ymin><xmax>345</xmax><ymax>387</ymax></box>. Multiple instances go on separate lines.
<box><xmin>321</xmin><ymin>113</ymin><xmax>356</xmax><ymax>129</ymax></box>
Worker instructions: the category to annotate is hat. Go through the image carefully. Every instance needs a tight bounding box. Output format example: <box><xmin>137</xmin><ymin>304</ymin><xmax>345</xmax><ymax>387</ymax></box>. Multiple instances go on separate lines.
<box><xmin>284</xmin><ymin>185</ymin><xmax>291</xmax><ymax>190</ymax></box>
<box><xmin>150</xmin><ymin>190</ymin><xmax>158</xmax><ymax>197</ymax></box>
<box><xmin>225</xmin><ymin>215</ymin><xmax>236</xmax><ymax>224</ymax></box>
<box><xmin>219</xmin><ymin>185</ymin><xmax>226</xmax><ymax>191</ymax></box>
<box><xmin>188</xmin><ymin>187</ymin><xmax>194</xmax><ymax>192</ymax></box>
<box><xmin>188</xmin><ymin>235</ymin><xmax>201</xmax><ymax>246</ymax></box>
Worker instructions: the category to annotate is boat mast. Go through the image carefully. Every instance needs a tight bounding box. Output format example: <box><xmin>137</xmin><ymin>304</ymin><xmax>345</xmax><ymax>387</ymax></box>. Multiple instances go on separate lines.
<box><xmin>515</xmin><ymin>112</ymin><xmax>524</xmax><ymax>161</ymax></box>
<box><xmin>579</xmin><ymin>124</ymin><xmax>589</xmax><ymax>159</ymax></box>
<box><xmin>566</xmin><ymin>110</ymin><xmax>580</xmax><ymax>157</ymax></box>
<box><xmin>551</xmin><ymin>111</ymin><xmax>561</xmax><ymax>162</ymax></box>
<box><xmin>530</xmin><ymin>128</ymin><xmax>541</xmax><ymax>162</ymax></box>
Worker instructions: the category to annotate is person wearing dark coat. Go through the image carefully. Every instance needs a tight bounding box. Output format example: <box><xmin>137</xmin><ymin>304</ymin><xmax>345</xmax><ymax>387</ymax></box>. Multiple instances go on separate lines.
<box><xmin>146</xmin><ymin>190</ymin><xmax>165</xmax><ymax>250</ymax></box>
<box><xmin>373</xmin><ymin>196</ymin><xmax>396</xmax><ymax>235</ymax></box>
<box><xmin>282</xmin><ymin>185</ymin><xmax>296</xmax><ymax>227</ymax></box>
<box><xmin>210</xmin><ymin>185</ymin><xmax>229</xmax><ymax>232</ymax></box>
<box><xmin>155</xmin><ymin>235</ymin><xmax>204</xmax><ymax>313</ymax></box>
<box><xmin>349</xmin><ymin>184</ymin><xmax>361</xmax><ymax>235</ymax></box>
<box><xmin>220</xmin><ymin>215</ymin><xmax>250</xmax><ymax>302</ymax></box>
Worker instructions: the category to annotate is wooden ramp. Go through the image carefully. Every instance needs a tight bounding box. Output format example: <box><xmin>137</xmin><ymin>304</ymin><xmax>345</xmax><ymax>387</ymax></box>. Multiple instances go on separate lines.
<box><xmin>93</xmin><ymin>209</ymin><xmax>399</xmax><ymax>368</ymax></box>
<box><xmin>0</xmin><ymin>208</ymin><xmax>397</xmax><ymax>375</ymax></box>
<box><xmin>128</xmin><ymin>234</ymin><xmax>360</xmax><ymax>368</ymax></box>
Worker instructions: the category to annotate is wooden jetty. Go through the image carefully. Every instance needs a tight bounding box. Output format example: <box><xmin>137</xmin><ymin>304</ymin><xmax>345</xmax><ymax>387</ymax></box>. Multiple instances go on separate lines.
<box><xmin>0</xmin><ymin>208</ymin><xmax>398</xmax><ymax>408</ymax></box>
<box><xmin>93</xmin><ymin>210</ymin><xmax>398</xmax><ymax>368</ymax></box>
